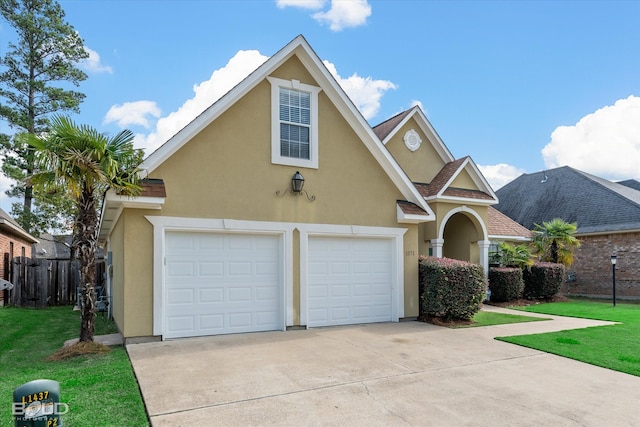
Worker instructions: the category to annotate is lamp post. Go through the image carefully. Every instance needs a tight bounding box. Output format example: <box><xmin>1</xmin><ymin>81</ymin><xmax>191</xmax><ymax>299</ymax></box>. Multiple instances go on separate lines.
<box><xmin>610</xmin><ymin>255</ymin><xmax>617</xmax><ymax>307</ymax></box>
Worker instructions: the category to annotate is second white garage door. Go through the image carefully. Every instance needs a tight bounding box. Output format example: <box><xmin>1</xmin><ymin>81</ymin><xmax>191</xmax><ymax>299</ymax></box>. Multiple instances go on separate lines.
<box><xmin>164</xmin><ymin>231</ymin><xmax>283</xmax><ymax>339</ymax></box>
<box><xmin>307</xmin><ymin>236</ymin><xmax>393</xmax><ymax>327</ymax></box>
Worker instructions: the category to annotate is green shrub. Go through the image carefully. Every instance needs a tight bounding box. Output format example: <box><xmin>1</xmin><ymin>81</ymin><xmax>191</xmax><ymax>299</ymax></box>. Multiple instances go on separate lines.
<box><xmin>523</xmin><ymin>262</ymin><xmax>565</xmax><ymax>299</ymax></box>
<box><xmin>419</xmin><ymin>256</ymin><xmax>486</xmax><ymax>321</ymax></box>
<box><xmin>489</xmin><ymin>267</ymin><xmax>524</xmax><ymax>302</ymax></box>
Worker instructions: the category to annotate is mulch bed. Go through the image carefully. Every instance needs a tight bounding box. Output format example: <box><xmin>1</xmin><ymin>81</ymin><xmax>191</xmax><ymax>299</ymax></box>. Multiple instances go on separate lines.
<box><xmin>48</xmin><ymin>341</ymin><xmax>111</xmax><ymax>361</ymax></box>
<box><xmin>484</xmin><ymin>294</ymin><xmax>571</xmax><ymax>308</ymax></box>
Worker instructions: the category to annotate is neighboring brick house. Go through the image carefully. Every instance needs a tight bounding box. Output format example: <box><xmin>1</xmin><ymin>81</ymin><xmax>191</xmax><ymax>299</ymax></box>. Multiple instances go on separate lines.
<box><xmin>495</xmin><ymin>166</ymin><xmax>640</xmax><ymax>299</ymax></box>
<box><xmin>0</xmin><ymin>208</ymin><xmax>38</xmax><ymax>306</ymax></box>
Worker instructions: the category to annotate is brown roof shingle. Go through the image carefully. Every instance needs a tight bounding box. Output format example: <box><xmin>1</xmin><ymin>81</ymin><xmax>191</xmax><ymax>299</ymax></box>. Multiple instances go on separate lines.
<box><xmin>140</xmin><ymin>179</ymin><xmax>167</xmax><ymax>198</ymax></box>
<box><xmin>397</xmin><ymin>200</ymin><xmax>430</xmax><ymax>216</ymax></box>
<box><xmin>372</xmin><ymin>109</ymin><xmax>413</xmax><ymax>141</ymax></box>
<box><xmin>488</xmin><ymin>206</ymin><xmax>532</xmax><ymax>238</ymax></box>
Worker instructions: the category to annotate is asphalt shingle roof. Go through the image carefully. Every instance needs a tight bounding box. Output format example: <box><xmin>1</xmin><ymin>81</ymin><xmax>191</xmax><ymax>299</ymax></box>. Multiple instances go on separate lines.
<box><xmin>495</xmin><ymin>166</ymin><xmax>640</xmax><ymax>234</ymax></box>
<box><xmin>372</xmin><ymin>109</ymin><xmax>412</xmax><ymax>141</ymax></box>
<box><xmin>487</xmin><ymin>206</ymin><xmax>532</xmax><ymax>239</ymax></box>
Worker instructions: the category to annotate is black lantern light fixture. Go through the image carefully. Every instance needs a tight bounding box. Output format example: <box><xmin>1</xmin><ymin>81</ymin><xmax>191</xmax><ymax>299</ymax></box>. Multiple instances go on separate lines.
<box><xmin>276</xmin><ymin>171</ymin><xmax>315</xmax><ymax>201</ymax></box>
<box><xmin>611</xmin><ymin>254</ymin><xmax>617</xmax><ymax>307</ymax></box>
<box><xmin>291</xmin><ymin>171</ymin><xmax>305</xmax><ymax>193</ymax></box>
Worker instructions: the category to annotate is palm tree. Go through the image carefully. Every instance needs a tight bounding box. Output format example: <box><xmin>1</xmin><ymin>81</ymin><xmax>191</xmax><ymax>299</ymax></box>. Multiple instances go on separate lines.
<box><xmin>28</xmin><ymin>115</ymin><xmax>143</xmax><ymax>342</ymax></box>
<box><xmin>493</xmin><ymin>242</ymin><xmax>534</xmax><ymax>269</ymax></box>
<box><xmin>531</xmin><ymin>218</ymin><xmax>581</xmax><ymax>266</ymax></box>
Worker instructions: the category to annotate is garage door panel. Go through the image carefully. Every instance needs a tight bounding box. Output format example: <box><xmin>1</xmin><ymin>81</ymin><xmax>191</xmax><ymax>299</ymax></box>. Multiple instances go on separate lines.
<box><xmin>165</xmin><ymin>232</ymin><xmax>283</xmax><ymax>339</ymax></box>
<box><xmin>256</xmin><ymin>285</ymin><xmax>278</xmax><ymax>301</ymax></box>
<box><xmin>167</xmin><ymin>261</ymin><xmax>195</xmax><ymax>278</ymax></box>
<box><xmin>200</xmin><ymin>262</ymin><xmax>224</xmax><ymax>276</ymax></box>
<box><xmin>308</xmin><ymin>236</ymin><xmax>393</xmax><ymax>327</ymax></box>
<box><xmin>256</xmin><ymin>310</ymin><xmax>280</xmax><ymax>326</ymax></box>
<box><xmin>199</xmin><ymin>288</ymin><xmax>224</xmax><ymax>303</ymax></box>
<box><xmin>200</xmin><ymin>314</ymin><xmax>224</xmax><ymax>327</ymax></box>
<box><xmin>167</xmin><ymin>289</ymin><xmax>194</xmax><ymax>304</ymax></box>
<box><xmin>331</xmin><ymin>284</ymin><xmax>349</xmax><ymax>297</ymax></box>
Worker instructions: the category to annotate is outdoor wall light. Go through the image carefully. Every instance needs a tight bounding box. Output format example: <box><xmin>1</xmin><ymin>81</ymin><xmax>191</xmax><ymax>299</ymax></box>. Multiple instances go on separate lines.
<box><xmin>611</xmin><ymin>254</ymin><xmax>617</xmax><ymax>307</ymax></box>
<box><xmin>292</xmin><ymin>171</ymin><xmax>305</xmax><ymax>193</ymax></box>
<box><xmin>276</xmin><ymin>171</ymin><xmax>315</xmax><ymax>201</ymax></box>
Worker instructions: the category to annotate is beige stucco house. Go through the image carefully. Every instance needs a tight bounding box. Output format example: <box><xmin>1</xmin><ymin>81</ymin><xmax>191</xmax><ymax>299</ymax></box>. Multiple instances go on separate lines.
<box><xmin>98</xmin><ymin>35</ymin><xmax>498</xmax><ymax>340</ymax></box>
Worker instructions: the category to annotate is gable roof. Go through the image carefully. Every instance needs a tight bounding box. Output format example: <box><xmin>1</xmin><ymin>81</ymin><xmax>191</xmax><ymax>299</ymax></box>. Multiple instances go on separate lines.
<box><xmin>487</xmin><ymin>206</ymin><xmax>532</xmax><ymax>241</ymax></box>
<box><xmin>413</xmin><ymin>156</ymin><xmax>497</xmax><ymax>205</ymax></box>
<box><xmin>617</xmin><ymin>179</ymin><xmax>640</xmax><ymax>192</ymax></box>
<box><xmin>495</xmin><ymin>166</ymin><xmax>640</xmax><ymax>234</ymax></box>
<box><xmin>0</xmin><ymin>208</ymin><xmax>37</xmax><ymax>244</ymax></box>
<box><xmin>138</xmin><ymin>35</ymin><xmax>434</xmax><ymax>218</ymax></box>
<box><xmin>373</xmin><ymin>106</ymin><xmax>454</xmax><ymax>164</ymax></box>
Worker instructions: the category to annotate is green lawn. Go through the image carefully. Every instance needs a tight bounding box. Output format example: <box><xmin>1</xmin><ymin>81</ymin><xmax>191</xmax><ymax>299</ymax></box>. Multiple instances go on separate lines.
<box><xmin>497</xmin><ymin>299</ymin><xmax>640</xmax><ymax>376</ymax></box>
<box><xmin>1</xmin><ymin>306</ymin><xmax>149</xmax><ymax>426</ymax></box>
<box><xmin>451</xmin><ymin>310</ymin><xmax>550</xmax><ymax>328</ymax></box>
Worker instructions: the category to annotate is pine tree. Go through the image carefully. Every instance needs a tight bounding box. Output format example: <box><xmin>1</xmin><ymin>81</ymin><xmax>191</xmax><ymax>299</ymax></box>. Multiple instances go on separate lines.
<box><xmin>0</xmin><ymin>0</ymin><xmax>88</xmax><ymax>234</ymax></box>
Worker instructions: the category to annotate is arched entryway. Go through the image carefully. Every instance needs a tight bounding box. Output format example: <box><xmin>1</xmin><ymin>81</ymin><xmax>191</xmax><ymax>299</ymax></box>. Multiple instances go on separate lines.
<box><xmin>443</xmin><ymin>213</ymin><xmax>479</xmax><ymax>262</ymax></box>
<box><xmin>431</xmin><ymin>206</ymin><xmax>490</xmax><ymax>275</ymax></box>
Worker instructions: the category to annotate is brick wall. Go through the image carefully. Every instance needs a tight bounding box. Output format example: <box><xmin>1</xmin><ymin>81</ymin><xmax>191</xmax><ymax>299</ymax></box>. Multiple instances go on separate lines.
<box><xmin>0</xmin><ymin>232</ymin><xmax>34</xmax><ymax>306</ymax></box>
<box><xmin>563</xmin><ymin>231</ymin><xmax>640</xmax><ymax>299</ymax></box>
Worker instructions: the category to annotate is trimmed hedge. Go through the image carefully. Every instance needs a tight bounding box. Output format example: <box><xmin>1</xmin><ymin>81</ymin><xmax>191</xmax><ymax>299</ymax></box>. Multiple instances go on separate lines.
<box><xmin>488</xmin><ymin>267</ymin><xmax>524</xmax><ymax>302</ymax></box>
<box><xmin>419</xmin><ymin>256</ymin><xmax>486</xmax><ymax>321</ymax></box>
<box><xmin>523</xmin><ymin>262</ymin><xmax>565</xmax><ymax>299</ymax></box>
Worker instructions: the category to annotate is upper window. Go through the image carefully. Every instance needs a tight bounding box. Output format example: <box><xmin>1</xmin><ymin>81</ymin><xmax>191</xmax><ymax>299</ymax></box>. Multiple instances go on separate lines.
<box><xmin>280</xmin><ymin>88</ymin><xmax>310</xmax><ymax>159</ymax></box>
<box><xmin>268</xmin><ymin>77</ymin><xmax>321</xmax><ymax>169</ymax></box>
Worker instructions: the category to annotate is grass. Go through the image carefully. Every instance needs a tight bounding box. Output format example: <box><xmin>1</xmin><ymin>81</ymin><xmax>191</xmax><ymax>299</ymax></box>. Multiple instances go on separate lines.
<box><xmin>452</xmin><ymin>310</ymin><xmax>550</xmax><ymax>328</ymax></box>
<box><xmin>1</xmin><ymin>305</ymin><xmax>149</xmax><ymax>426</ymax></box>
<box><xmin>429</xmin><ymin>310</ymin><xmax>550</xmax><ymax>328</ymax></box>
<box><xmin>497</xmin><ymin>299</ymin><xmax>640</xmax><ymax>376</ymax></box>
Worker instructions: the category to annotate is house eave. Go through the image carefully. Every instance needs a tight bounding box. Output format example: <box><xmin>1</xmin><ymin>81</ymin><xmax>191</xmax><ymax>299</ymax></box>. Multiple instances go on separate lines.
<box><xmin>576</xmin><ymin>227</ymin><xmax>640</xmax><ymax>237</ymax></box>
<box><xmin>0</xmin><ymin>219</ymin><xmax>38</xmax><ymax>244</ymax></box>
<box><xmin>425</xmin><ymin>195</ymin><xmax>497</xmax><ymax>206</ymax></box>
<box><xmin>396</xmin><ymin>207</ymin><xmax>435</xmax><ymax>224</ymax></box>
<box><xmin>488</xmin><ymin>234</ymin><xmax>532</xmax><ymax>242</ymax></box>
<box><xmin>98</xmin><ymin>192</ymin><xmax>165</xmax><ymax>244</ymax></box>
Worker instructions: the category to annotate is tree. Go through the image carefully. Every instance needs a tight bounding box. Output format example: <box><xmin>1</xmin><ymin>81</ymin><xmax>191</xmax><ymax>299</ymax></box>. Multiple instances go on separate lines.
<box><xmin>28</xmin><ymin>115</ymin><xmax>143</xmax><ymax>342</ymax></box>
<box><xmin>491</xmin><ymin>242</ymin><xmax>534</xmax><ymax>269</ymax></box>
<box><xmin>0</xmin><ymin>0</ymin><xmax>88</xmax><ymax>234</ymax></box>
<box><xmin>531</xmin><ymin>218</ymin><xmax>581</xmax><ymax>266</ymax></box>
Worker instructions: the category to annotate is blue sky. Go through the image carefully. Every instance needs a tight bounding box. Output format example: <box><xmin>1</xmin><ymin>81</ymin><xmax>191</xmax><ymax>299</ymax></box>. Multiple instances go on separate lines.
<box><xmin>1</xmin><ymin>0</ymin><xmax>639</xmax><ymax>210</ymax></box>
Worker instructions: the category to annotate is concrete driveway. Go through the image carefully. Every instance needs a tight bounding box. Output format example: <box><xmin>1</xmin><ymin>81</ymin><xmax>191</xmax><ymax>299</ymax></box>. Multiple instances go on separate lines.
<box><xmin>127</xmin><ymin>306</ymin><xmax>640</xmax><ymax>426</ymax></box>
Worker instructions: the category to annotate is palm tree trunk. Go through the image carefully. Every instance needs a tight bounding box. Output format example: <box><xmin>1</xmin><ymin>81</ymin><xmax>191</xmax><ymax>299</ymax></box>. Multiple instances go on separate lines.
<box><xmin>77</xmin><ymin>189</ymin><xmax>98</xmax><ymax>342</ymax></box>
<box><xmin>551</xmin><ymin>240</ymin><xmax>559</xmax><ymax>264</ymax></box>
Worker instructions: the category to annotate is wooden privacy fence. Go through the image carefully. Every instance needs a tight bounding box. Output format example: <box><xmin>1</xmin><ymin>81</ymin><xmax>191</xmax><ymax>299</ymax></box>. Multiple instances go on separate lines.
<box><xmin>6</xmin><ymin>256</ymin><xmax>105</xmax><ymax>308</ymax></box>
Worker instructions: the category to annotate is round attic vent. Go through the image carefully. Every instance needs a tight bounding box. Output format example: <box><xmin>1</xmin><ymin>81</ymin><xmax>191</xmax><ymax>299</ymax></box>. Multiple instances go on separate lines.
<box><xmin>403</xmin><ymin>129</ymin><xmax>422</xmax><ymax>152</ymax></box>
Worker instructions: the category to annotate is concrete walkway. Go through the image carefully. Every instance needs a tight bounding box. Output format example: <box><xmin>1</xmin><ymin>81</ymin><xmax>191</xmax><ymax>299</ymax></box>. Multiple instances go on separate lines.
<box><xmin>127</xmin><ymin>306</ymin><xmax>640</xmax><ymax>426</ymax></box>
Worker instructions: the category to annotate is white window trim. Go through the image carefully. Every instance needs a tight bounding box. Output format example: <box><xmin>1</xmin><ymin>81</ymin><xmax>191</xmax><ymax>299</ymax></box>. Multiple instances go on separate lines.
<box><xmin>268</xmin><ymin>76</ymin><xmax>321</xmax><ymax>169</ymax></box>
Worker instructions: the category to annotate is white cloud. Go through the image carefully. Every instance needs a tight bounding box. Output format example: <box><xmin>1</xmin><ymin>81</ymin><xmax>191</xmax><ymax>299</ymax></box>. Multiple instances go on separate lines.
<box><xmin>312</xmin><ymin>0</ymin><xmax>372</xmax><ymax>31</ymax></box>
<box><xmin>276</xmin><ymin>0</ymin><xmax>326</xmax><ymax>9</ymax></box>
<box><xmin>276</xmin><ymin>0</ymin><xmax>371</xmax><ymax>31</ymax></box>
<box><xmin>104</xmin><ymin>101</ymin><xmax>161</xmax><ymax>129</ymax></box>
<box><xmin>478</xmin><ymin>163</ymin><xmax>526</xmax><ymax>190</ymax></box>
<box><xmin>133</xmin><ymin>50</ymin><xmax>268</xmax><ymax>153</ymax></box>
<box><xmin>0</xmin><ymin>172</ymin><xmax>18</xmax><ymax>213</ymax></box>
<box><xmin>124</xmin><ymin>48</ymin><xmax>394</xmax><ymax>155</ymax></box>
<box><xmin>542</xmin><ymin>95</ymin><xmax>640</xmax><ymax>180</ymax></box>
<box><xmin>323</xmin><ymin>60</ymin><xmax>396</xmax><ymax>120</ymax></box>
<box><xmin>81</xmin><ymin>47</ymin><xmax>113</xmax><ymax>74</ymax></box>
<box><xmin>410</xmin><ymin>100</ymin><xmax>424</xmax><ymax>111</ymax></box>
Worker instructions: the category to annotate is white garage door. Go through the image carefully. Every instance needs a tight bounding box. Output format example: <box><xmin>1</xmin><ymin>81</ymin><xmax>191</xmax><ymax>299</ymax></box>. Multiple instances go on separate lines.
<box><xmin>164</xmin><ymin>231</ymin><xmax>282</xmax><ymax>339</ymax></box>
<box><xmin>307</xmin><ymin>236</ymin><xmax>393</xmax><ymax>327</ymax></box>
